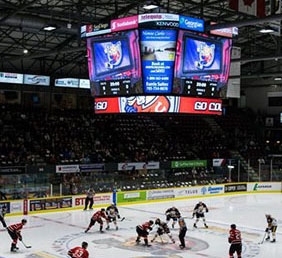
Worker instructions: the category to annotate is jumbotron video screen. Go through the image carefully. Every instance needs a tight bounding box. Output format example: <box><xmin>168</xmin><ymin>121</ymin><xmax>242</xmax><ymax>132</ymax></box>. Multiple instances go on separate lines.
<box><xmin>81</xmin><ymin>13</ymin><xmax>233</xmax><ymax>115</ymax></box>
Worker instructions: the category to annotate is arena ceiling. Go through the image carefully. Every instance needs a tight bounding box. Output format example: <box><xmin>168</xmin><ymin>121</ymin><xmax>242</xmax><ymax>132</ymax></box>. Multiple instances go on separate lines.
<box><xmin>1</xmin><ymin>0</ymin><xmax>282</xmax><ymax>88</ymax></box>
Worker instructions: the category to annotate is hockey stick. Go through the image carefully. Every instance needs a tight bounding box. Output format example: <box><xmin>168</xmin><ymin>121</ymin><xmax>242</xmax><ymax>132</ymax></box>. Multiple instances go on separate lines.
<box><xmin>259</xmin><ymin>232</ymin><xmax>267</xmax><ymax>244</ymax></box>
<box><xmin>20</xmin><ymin>240</ymin><xmax>32</xmax><ymax>248</ymax></box>
<box><xmin>119</xmin><ymin>217</ymin><xmax>125</xmax><ymax>222</ymax></box>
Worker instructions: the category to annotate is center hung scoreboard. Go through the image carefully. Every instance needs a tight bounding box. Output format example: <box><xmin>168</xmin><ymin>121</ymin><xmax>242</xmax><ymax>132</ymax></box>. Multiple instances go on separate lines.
<box><xmin>81</xmin><ymin>13</ymin><xmax>233</xmax><ymax>115</ymax></box>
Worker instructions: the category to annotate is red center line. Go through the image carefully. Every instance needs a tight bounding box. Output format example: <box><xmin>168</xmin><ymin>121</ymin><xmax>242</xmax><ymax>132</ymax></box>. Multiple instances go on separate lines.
<box><xmin>31</xmin><ymin>215</ymin><xmax>86</xmax><ymax>230</ymax></box>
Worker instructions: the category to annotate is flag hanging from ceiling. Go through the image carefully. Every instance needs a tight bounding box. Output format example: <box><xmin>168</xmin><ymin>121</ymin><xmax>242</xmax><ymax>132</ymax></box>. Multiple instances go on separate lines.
<box><xmin>229</xmin><ymin>0</ymin><xmax>266</xmax><ymax>17</ymax></box>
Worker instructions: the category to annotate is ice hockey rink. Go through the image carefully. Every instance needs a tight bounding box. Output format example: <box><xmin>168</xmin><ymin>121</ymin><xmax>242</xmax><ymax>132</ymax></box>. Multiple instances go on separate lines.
<box><xmin>0</xmin><ymin>193</ymin><xmax>281</xmax><ymax>258</ymax></box>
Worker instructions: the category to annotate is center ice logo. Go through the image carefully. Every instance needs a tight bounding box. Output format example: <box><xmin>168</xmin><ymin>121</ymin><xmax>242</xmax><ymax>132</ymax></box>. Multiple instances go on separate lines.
<box><xmin>195</xmin><ymin>42</ymin><xmax>215</xmax><ymax>70</ymax></box>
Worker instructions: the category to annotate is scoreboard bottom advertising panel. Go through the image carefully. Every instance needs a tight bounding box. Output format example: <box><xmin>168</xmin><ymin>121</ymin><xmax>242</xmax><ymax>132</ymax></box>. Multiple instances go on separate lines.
<box><xmin>94</xmin><ymin>95</ymin><xmax>222</xmax><ymax>115</ymax></box>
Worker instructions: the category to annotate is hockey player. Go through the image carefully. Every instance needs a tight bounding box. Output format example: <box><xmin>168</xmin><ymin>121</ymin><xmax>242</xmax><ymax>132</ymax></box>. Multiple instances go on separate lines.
<box><xmin>192</xmin><ymin>201</ymin><xmax>209</xmax><ymax>228</ymax></box>
<box><xmin>0</xmin><ymin>205</ymin><xmax>7</xmax><ymax>228</ymax></box>
<box><xmin>84</xmin><ymin>208</ymin><xmax>108</xmax><ymax>233</ymax></box>
<box><xmin>265</xmin><ymin>214</ymin><xmax>277</xmax><ymax>242</ymax></box>
<box><xmin>7</xmin><ymin>219</ymin><xmax>27</xmax><ymax>252</ymax></box>
<box><xmin>106</xmin><ymin>203</ymin><xmax>121</xmax><ymax>230</ymax></box>
<box><xmin>228</xmin><ymin>224</ymin><xmax>242</xmax><ymax>258</ymax></box>
<box><xmin>178</xmin><ymin>215</ymin><xmax>187</xmax><ymax>249</ymax></box>
<box><xmin>68</xmin><ymin>241</ymin><xmax>89</xmax><ymax>258</ymax></box>
<box><xmin>151</xmin><ymin>218</ymin><xmax>175</xmax><ymax>243</ymax></box>
<box><xmin>136</xmin><ymin>220</ymin><xmax>154</xmax><ymax>247</ymax></box>
<box><xmin>165</xmin><ymin>206</ymin><xmax>181</xmax><ymax>228</ymax></box>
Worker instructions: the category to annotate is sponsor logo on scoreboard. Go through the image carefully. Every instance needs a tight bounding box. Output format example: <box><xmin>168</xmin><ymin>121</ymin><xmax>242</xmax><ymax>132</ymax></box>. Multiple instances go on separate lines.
<box><xmin>138</xmin><ymin>13</ymin><xmax>179</xmax><ymax>23</ymax></box>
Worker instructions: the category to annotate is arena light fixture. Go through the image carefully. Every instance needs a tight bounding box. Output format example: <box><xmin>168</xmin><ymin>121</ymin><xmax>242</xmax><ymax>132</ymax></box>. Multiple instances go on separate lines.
<box><xmin>143</xmin><ymin>1</ymin><xmax>159</xmax><ymax>9</ymax></box>
<box><xmin>42</xmin><ymin>24</ymin><xmax>57</xmax><ymax>31</ymax></box>
<box><xmin>259</xmin><ymin>26</ymin><xmax>274</xmax><ymax>33</ymax></box>
<box><xmin>143</xmin><ymin>4</ymin><xmax>158</xmax><ymax>9</ymax></box>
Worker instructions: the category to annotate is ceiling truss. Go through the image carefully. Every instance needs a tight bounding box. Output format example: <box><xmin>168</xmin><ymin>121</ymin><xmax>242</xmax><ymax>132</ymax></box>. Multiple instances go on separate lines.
<box><xmin>0</xmin><ymin>0</ymin><xmax>282</xmax><ymax>87</ymax></box>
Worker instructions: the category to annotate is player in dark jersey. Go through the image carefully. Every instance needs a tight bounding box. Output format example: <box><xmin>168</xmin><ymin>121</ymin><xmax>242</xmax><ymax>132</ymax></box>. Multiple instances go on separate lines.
<box><xmin>68</xmin><ymin>241</ymin><xmax>89</xmax><ymax>258</ymax></box>
<box><xmin>136</xmin><ymin>220</ymin><xmax>154</xmax><ymax>246</ymax></box>
<box><xmin>84</xmin><ymin>208</ymin><xmax>108</xmax><ymax>233</ymax></box>
<box><xmin>228</xmin><ymin>224</ymin><xmax>242</xmax><ymax>258</ymax></box>
<box><xmin>0</xmin><ymin>205</ymin><xmax>7</xmax><ymax>228</ymax></box>
<box><xmin>165</xmin><ymin>206</ymin><xmax>181</xmax><ymax>228</ymax></box>
<box><xmin>151</xmin><ymin>218</ymin><xmax>175</xmax><ymax>243</ymax></box>
<box><xmin>7</xmin><ymin>219</ymin><xmax>27</xmax><ymax>252</ymax></box>
<box><xmin>192</xmin><ymin>201</ymin><xmax>209</xmax><ymax>228</ymax></box>
<box><xmin>265</xmin><ymin>214</ymin><xmax>277</xmax><ymax>242</ymax></box>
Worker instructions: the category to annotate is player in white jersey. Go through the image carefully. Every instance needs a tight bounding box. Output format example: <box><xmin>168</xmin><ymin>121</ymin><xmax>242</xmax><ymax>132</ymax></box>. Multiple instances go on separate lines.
<box><xmin>265</xmin><ymin>214</ymin><xmax>278</xmax><ymax>242</ymax></box>
<box><xmin>105</xmin><ymin>203</ymin><xmax>121</xmax><ymax>230</ymax></box>
<box><xmin>165</xmin><ymin>206</ymin><xmax>181</xmax><ymax>228</ymax></box>
<box><xmin>151</xmin><ymin>218</ymin><xmax>175</xmax><ymax>244</ymax></box>
<box><xmin>192</xmin><ymin>201</ymin><xmax>209</xmax><ymax>228</ymax></box>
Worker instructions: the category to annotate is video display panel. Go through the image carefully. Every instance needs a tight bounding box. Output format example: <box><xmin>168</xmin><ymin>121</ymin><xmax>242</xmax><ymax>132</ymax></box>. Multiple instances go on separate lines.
<box><xmin>92</xmin><ymin>36</ymin><xmax>133</xmax><ymax>79</ymax></box>
<box><xmin>140</xmin><ymin>29</ymin><xmax>177</xmax><ymax>94</ymax></box>
<box><xmin>181</xmin><ymin>34</ymin><xmax>222</xmax><ymax>75</ymax></box>
<box><xmin>94</xmin><ymin>95</ymin><xmax>222</xmax><ymax>115</ymax></box>
<box><xmin>85</xmin><ymin>13</ymin><xmax>233</xmax><ymax>104</ymax></box>
<box><xmin>174</xmin><ymin>30</ymin><xmax>232</xmax><ymax>97</ymax></box>
<box><xmin>87</xmin><ymin>30</ymin><xmax>142</xmax><ymax>96</ymax></box>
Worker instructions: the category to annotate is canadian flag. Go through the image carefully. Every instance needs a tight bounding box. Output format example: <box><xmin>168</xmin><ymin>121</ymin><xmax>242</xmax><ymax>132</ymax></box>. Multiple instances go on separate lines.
<box><xmin>229</xmin><ymin>0</ymin><xmax>265</xmax><ymax>17</ymax></box>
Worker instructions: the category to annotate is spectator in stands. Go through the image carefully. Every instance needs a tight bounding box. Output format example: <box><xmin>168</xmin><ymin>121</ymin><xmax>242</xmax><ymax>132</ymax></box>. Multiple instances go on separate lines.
<box><xmin>0</xmin><ymin>191</ymin><xmax>7</xmax><ymax>200</ymax></box>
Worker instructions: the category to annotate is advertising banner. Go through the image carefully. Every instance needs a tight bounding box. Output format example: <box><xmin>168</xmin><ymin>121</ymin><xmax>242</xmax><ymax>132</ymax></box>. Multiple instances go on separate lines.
<box><xmin>73</xmin><ymin>193</ymin><xmax>112</xmax><ymax>207</ymax></box>
<box><xmin>117</xmin><ymin>191</ymin><xmax>146</xmax><ymax>203</ymax></box>
<box><xmin>0</xmin><ymin>72</ymin><xmax>23</xmax><ymax>84</ymax></box>
<box><xmin>79</xmin><ymin>79</ymin><xmax>90</xmax><ymax>89</ymax></box>
<box><xmin>23</xmin><ymin>74</ymin><xmax>50</xmax><ymax>86</ymax></box>
<box><xmin>224</xmin><ymin>183</ymin><xmax>247</xmax><ymax>193</ymax></box>
<box><xmin>248</xmin><ymin>182</ymin><xmax>281</xmax><ymax>192</ymax></box>
<box><xmin>81</xmin><ymin>22</ymin><xmax>111</xmax><ymax>38</ymax></box>
<box><xmin>140</xmin><ymin>29</ymin><xmax>177</xmax><ymax>94</ymax></box>
<box><xmin>55</xmin><ymin>78</ymin><xmax>79</xmax><ymax>87</ymax></box>
<box><xmin>179</xmin><ymin>15</ymin><xmax>204</xmax><ymax>32</ymax></box>
<box><xmin>0</xmin><ymin>166</ymin><xmax>26</xmax><ymax>174</ymax></box>
<box><xmin>79</xmin><ymin>163</ymin><xmax>105</xmax><ymax>172</ymax></box>
<box><xmin>94</xmin><ymin>96</ymin><xmax>222</xmax><ymax>115</ymax></box>
<box><xmin>174</xmin><ymin>187</ymin><xmax>199</xmax><ymax>198</ymax></box>
<box><xmin>9</xmin><ymin>201</ymin><xmax>23</xmax><ymax>214</ymax></box>
<box><xmin>29</xmin><ymin>197</ymin><xmax>72</xmax><ymax>211</ymax></box>
<box><xmin>147</xmin><ymin>189</ymin><xmax>175</xmax><ymax>200</ymax></box>
<box><xmin>111</xmin><ymin>15</ymin><xmax>138</xmax><ymax>32</ymax></box>
<box><xmin>200</xmin><ymin>185</ymin><xmax>224</xmax><ymax>195</ymax></box>
<box><xmin>171</xmin><ymin>160</ymin><xmax>207</xmax><ymax>168</ymax></box>
<box><xmin>138</xmin><ymin>13</ymin><xmax>179</xmax><ymax>28</ymax></box>
<box><xmin>56</xmin><ymin>165</ymin><xmax>80</xmax><ymax>173</ymax></box>
<box><xmin>118</xmin><ymin>162</ymin><xmax>160</xmax><ymax>171</ymax></box>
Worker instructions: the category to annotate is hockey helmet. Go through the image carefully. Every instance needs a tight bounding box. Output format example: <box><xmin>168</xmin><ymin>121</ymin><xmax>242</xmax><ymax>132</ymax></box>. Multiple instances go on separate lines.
<box><xmin>82</xmin><ymin>241</ymin><xmax>88</xmax><ymax>248</ymax></box>
<box><xmin>149</xmin><ymin>220</ymin><xmax>154</xmax><ymax>225</ymax></box>
<box><xmin>101</xmin><ymin>208</ymin><xmax>106</xmax><ymax>212</ymax></box>
<box><xmin>230</xmin><ymin>224</ymin><xmax>236</xmax><ymax>229</ymax></box>
<box><xmin>22</xmin><ymin>219</ymin><xmax>27</xmax><ymax>224</ymax></box>
<box><xmin>155</xmin><ymin>218</ymin><xmax>161</xmax><ymax>225</ymax></box>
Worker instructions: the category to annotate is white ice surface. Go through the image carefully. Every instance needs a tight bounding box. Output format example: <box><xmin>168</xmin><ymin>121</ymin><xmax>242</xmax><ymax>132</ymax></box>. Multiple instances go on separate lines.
<box><xmin>0</xmin><ymin>193</ymin><xmax>281</xmax><ymax>258</ymax></box>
